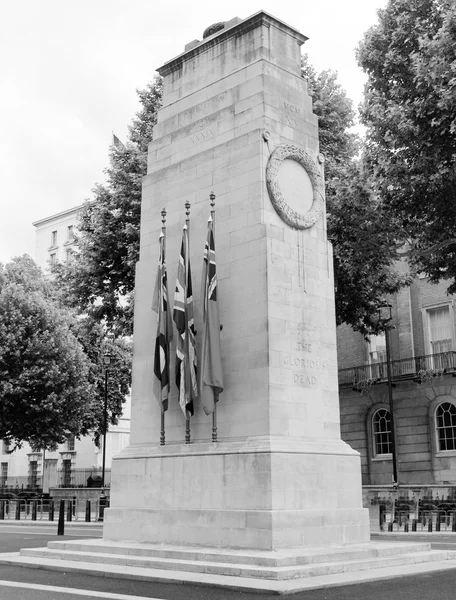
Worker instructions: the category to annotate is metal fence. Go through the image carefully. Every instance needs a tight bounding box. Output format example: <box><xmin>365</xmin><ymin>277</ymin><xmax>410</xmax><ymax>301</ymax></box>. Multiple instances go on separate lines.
<box><xmin>376</xmin><ymin>495</ymin><xmax>456</xmax><ymax>532</ymax></box>
<box><xmin>55</xmin><ymin>469</ymin><xmax>111</xmax><ymax>488</ymax></box>
<box><xmin>0</xmin><ymin>477</ymin><xmax>42</xmax><ymax>493</ymax></box>
<box><xmin>0</xmin><ymin>497</ymin><xmax>108</xmax><ymax>522</ymax></box>
<box><xmin>339</xmin><ymin>350</ymin><xmax>456</xmax><ymax>387</ymax></box>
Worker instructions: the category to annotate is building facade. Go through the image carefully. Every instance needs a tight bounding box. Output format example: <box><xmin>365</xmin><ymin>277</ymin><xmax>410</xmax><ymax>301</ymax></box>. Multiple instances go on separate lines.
<box><xmin>338</xmin><ymin>273</ymin><xmax>456</xmax><ymax>487</ymax></box>
<box><xmin>1</xmin><ymin>205</ymin><xmax>130</xmax><ymax>493</ymax></box>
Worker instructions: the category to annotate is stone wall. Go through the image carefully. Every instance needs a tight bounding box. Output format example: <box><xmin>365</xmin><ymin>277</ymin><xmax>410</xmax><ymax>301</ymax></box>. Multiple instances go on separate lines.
<box><xmin>340</xmin><ymin>375</ymin><xmax>456</xmax><ymax>485</ymax></box>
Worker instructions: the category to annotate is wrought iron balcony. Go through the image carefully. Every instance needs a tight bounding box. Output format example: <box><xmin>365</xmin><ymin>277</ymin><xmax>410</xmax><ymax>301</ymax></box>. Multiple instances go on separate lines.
<box><xmin>338</xmin><ymin>350</ymin><xmax>456</xmax><ymax>388</ymax></box>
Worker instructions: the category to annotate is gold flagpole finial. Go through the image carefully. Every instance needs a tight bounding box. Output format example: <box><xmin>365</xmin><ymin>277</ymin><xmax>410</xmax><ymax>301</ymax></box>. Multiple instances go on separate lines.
<box><xmin>161</xmin><ymin>207</ymin><xmax>167</xmax><ymax>228</ymax></box>
<box><xmin>185</xmin><ymin>201</ymin><xmax>191</xmax><ymax>219</ymax></box>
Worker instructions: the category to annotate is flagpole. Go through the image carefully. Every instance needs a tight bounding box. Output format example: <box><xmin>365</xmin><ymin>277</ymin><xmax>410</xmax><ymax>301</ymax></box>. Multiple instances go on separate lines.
<box><xmin>184</xmin><ymin>200</ymin><xmax>192</xmax><ymax>445</ymax></box>
<box><xmin>160</xmin><ymin>208</ymin><xmax>167</xmax><ymax>446</ymax></box>
<box><xmin>209</xmin><ymin>192</ymin><xmax>218</xmax><ymax>443</ymax></box>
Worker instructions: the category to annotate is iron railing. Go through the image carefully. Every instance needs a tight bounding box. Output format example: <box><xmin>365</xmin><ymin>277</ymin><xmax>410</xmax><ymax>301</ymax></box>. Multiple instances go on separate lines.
<box><xmin>339</xmin><ymin>350</ymin><xmax>456</xmax><ymax>387</ymax></box>
<box><xmin>56</xmin><ymin>468</ymin><xmax>111</xmax><ymax>488</ymax></box>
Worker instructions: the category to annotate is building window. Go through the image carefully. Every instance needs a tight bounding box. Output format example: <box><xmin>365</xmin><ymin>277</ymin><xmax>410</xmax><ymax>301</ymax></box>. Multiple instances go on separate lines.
<box><xmin>2</xmin><ymin>441</ymin><xmax>10</xmax><ymax>454</ymax></box>
<box><xmin>51</xmin><ymin>230</ymin><xmax>57</xmax><ymax>247</ymax></box>
<box><xmin>373</xmin><ymin>409</ymin><xmax>392</xmax><ymax>456</ymax></box>
<box><xmin>49</xmin><ymin>253</ymin><xmax>57</xmax><ymax>265</ymax></box>
<box><xmin>62</xmin><ymin>459</ymin><xmax>72</xmax><ymax>487</ymax></box>
<box><xmin>368</xmin><ymin>333</ymin><xmax>387</xmax><ymax>378</ymax></box>
<box><xmin>426</xmin><ymin>305</ymin><xmax>453</xmax><ymax>354</ymax></box>
<box><xmin>28</xmin><ymin>460</ymin><xmax>38</xmax><ymax>489</ymax></box>
<box><xmin>66</xmin><ymin>436</ymin><xmax>75</xmax><ymax>451</ymax></box>
<box><xmin>66</xmin><ymin>248</ymin><xmax>74</xmax><ymax>262</ymax></box>
<box><xmin>1</xmin><ymin>463</ymin><xmax>7</xmax><ymax>486</ymax></box>
<box><xmin>67</xmin><ymin>225</ymin><xmax>74</xmax><ymax>241</ymax></box>
<box><xmin>435</xmin><ymin>402</ymin><xmax>456</xmax><ymax>451</ymax></box>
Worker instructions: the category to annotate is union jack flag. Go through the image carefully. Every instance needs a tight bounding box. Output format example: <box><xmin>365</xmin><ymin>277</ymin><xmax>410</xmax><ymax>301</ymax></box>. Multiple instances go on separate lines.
<box><xmin>199</xmin><ymin>216</ymin><xmax>223</xmax><ymax>415</ymax></box>
<box><xmin>173</xmin><ymin>224</ymin><xmax>197</xmax><ymax>418</ymax></box>
<box><xmin>152</xmin><ymin>231</ymin><xmax>172</xmax><ymax>410</ymax></box>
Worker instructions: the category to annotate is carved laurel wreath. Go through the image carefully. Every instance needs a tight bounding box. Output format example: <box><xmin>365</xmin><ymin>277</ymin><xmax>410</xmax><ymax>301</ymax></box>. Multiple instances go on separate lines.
<box><xmin>266</xmin><ymin>144</ymin><xmax>324</xmax><ymax>229</ymax></box>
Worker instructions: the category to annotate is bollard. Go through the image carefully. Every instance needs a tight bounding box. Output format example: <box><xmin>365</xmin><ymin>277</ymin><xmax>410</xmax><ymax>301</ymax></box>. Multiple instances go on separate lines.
<box><xmin>404</xmin><ymin>522</ymin><xmax>409</xmax><ymax>532</ymax></box>
<box><xmin>0</xmin><ymin>501</ymin><xmax>4</xmax><ymax>520</ymax></box>
<box><xmin>31</xmin><ymin>500</ymin><xmax>37</xmax><ymax>521</ymax></box>
<box><xmin>98</xmin><ymin>494</ymin><xmax>107</xmax><ymax>522</ymax></box>
<box><xmin>15</xmin><ymin>501</ymin><xmax>20</xmax><ymax>521</ymax></box>
<box><xmin>452</xmin><ymin>513</ymin><xmax>456</xmax><ymax>532</ymax></box>
<box><xmin>388</xmin><ymin>521</ymin><xmax>393</xmax><ymax>532</ymax></box>
<box><xmin>57</xmin><ymin>500</ymin><xmax>65</xmax><ymax>535</ymax></box>
<box><xmin>49</xmin><ymin>499</ymin><xmax>54</xmax><ymax>521</ymax></box>
<box><xmin>85</xmin><ymin>500</ymin><xmax>91</xmax><ymax>523</ymax></box>
<box><xmin>436</xmin><ymin>514</ymin><xmax>441</xmax><ymax>531</ymax></box>
<box><xmin>72</xmin><ymin>496</ymin><xmax>76</xmax><ymax>517</ymax></box>
<box><xmin>379</xmin><ymin>505</ymin><xmax>386</xmax><ymax>531</ymax></box>
<box><xmin>412</xmin><ymin>519</ymin><xmax>417</xmax><ymax>532</ymax></box>
<box><xmin>428</xmin><ymin>517</ymin><xmax>433</xmax><ymax>532</ymax></box>
<box><xmin>66</xmin><ymin>500</ymin><xmax>72</xmax><ymax>522</ymax></box>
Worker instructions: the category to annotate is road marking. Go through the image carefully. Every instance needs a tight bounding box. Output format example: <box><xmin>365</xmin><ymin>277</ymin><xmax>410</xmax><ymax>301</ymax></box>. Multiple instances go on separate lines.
<box><xmin>0</xmin><ymin>529</ymin><xmax>102</xmax><ymax>537</ymax></box>
<box><xmin>0</xmin><ymin>580</ymin><xmax>167</xmax><ymax>600</ymax></box>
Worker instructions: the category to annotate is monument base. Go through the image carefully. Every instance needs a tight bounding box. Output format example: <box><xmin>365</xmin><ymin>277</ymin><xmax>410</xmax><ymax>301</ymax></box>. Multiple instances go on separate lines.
<box><xmin>104</xmin><ymin>437</ymin><xmax>370</xmax><ymax>549</ymax></box>
<box><xmin>9</xmin><ymin>538</ymin><xmax>454</xmax><ymax>594</ymax></box>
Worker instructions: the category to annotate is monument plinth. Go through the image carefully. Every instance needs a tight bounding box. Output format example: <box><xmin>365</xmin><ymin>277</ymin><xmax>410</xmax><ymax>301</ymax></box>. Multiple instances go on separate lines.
<box><xmin>104</xmin><ymin>10</ymin><xmax>370</xmax><ymax>549</ymax></box>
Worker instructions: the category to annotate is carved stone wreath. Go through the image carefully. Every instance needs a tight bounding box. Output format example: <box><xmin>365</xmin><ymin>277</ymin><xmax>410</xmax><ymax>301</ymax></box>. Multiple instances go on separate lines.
<box><xmin>266</xmin><ymin>144</ymin><xmax>324</xmax><ymax>229</ymax></box>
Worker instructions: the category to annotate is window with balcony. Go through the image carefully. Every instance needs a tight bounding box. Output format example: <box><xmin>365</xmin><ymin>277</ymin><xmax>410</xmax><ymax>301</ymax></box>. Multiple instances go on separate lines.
<box><xmin>424</xmin><ymin>304</ymin><xmax>454</xmax><ymax>369</ymax></box>
<box><xmin>62</xmin><ymin>459</ymin><xmax>72</xmax><ymax>487</ymax></box>
<box><xmin>367</xmin><ymin>333</ymin><xmax>387</xmax><ymax>379</ymax></box>
<box><xmin>28</xmin><ymin>460</ymin><xmax>38</xmax><ymax>489</ymax></box>
<box><xmin>1</xmin><ymin>462</ymin><xmax>7</xmax><ymax>486</ymax></box>
<box><xmin>435</xmin><ymin>402</ymin><xmax>456</xmax><ymax>452</ymax></box>
<box><xmin>373</xmin><ymin>408</ymin><xmax>392</xmax><ymax>456</ymax></box>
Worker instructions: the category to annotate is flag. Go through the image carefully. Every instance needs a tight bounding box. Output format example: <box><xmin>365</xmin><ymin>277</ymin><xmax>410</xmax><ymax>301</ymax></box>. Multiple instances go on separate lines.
<box><xmin>173</xmin><ymin>224</ymin><xmax>198</xmax><ymax>418</ymax></box>
<box><xmin>199</xmin><ymin>216</ymin><xmax>223</xmax><ymax>415</ymax></box>
<box><xmin>152</xmin><ymin>231</ymin><xmax>172</xmax><ymax>410</ymax></box>
<box><xmin>112</xmin><ymin>132</ymin><xmax>125</xmax><ymax>148</ymax></box>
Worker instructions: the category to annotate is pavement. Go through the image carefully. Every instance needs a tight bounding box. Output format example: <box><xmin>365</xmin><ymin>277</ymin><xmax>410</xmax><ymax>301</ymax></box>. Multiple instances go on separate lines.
<box><xmin>1</xmin><ymin>522</ymin><xmax>456</xmax><ymax>598</ymax></box>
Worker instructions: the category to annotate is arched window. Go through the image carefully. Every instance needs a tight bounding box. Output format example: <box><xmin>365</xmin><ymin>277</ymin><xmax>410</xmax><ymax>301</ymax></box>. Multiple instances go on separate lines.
<box><xmin>435</xmin><ymin>402</ymin><xmax>456</xmax><ymax>451</ymax></box>
<box><xmin>373</xmin><ymin>409</ymin><xmax>392</xmax><ymax>456</ymax></box>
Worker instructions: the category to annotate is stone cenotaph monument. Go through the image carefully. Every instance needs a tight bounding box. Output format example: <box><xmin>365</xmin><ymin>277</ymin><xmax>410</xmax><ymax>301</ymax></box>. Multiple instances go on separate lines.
<box><xmin>103</xmin><ymin>10</ymin><xmax>371</xmax><ymax>551</ymax></box>
<box><xmin>10</xmin><ymin>12</ymin><xmax>448</xmax><ymax>591</ymax></box>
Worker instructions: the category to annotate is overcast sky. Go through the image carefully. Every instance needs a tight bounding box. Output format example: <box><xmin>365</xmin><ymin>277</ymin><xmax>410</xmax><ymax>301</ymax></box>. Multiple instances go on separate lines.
<box><xmin>0</xmin><ymin>0</ymin><xmax>387</xmax><ymax>264</ymax></box>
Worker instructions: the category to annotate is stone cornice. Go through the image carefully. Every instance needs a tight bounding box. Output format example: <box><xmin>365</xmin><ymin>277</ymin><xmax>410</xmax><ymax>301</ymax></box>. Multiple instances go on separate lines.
<box><xmin>157</xmin><ymin>11</ymin><xmax>308</xmax><ymax>77</ymax></box>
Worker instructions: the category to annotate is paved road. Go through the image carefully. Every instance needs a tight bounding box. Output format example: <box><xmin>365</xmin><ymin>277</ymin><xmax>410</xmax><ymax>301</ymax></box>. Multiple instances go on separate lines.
<box><xmin>1</xmin><ymin>527</ymin><xmax>456</xmax><ymax>599</ymax></box>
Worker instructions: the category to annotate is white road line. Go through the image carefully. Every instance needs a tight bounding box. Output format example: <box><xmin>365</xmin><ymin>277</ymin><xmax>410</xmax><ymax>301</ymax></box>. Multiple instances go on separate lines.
<box><xmin>0</xmin><ymin>580</ymin><xmax>166</xmax><ymax>600</ymax></box>
<box><xmin>0</xmin><ymin>529</ymin><xmax>102</xmax><ymax>537</ymax></box>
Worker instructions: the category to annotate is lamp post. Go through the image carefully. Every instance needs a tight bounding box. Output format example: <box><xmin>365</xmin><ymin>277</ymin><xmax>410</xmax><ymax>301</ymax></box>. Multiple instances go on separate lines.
<box><xmin>101</xmin><ymin>352</ymin><xmax>113</xmax><ymax>488</ymax></box>
<box><xmin>377</xmin><ymin>301</ymin><xmax>398</xmax><ymax>486</ymax></box>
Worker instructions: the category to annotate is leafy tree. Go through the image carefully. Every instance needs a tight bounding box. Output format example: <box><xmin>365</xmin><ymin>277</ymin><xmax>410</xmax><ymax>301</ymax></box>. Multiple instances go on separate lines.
<box><xmin>0</xmin><ymin>256</ymin><xmax>131</xmax><ymax>450</ymax></box>
<box><xmin>54</xmin><ymin>76</ymin><xmax>163</xmax><ymax>335</ymax></box>
<box><xmin>358</xmin><ymin>0</ymin><xmax>456</xmax><ymax>292</ymax></box>
<box><xmin>302</xmin><ymin>55</ymin><xmax>407</xmax><ymax>333</ymax></box>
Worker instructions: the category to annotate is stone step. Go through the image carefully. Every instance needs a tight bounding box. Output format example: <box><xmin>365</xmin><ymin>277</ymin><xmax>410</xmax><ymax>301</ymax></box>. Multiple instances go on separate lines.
<box><xmin>1</xmin><ymin>550</ymin><xmax>456</xmax><ymax>594</ymax></box>
<box><xmin>20</xmin><ymin>546</ymin><xmax>450</xmax><ymax>580</ymax></box>
<box><xmin>45</xmin><ymin>539</ymin><xmax>432</xmax><ymax>567</ymax></box>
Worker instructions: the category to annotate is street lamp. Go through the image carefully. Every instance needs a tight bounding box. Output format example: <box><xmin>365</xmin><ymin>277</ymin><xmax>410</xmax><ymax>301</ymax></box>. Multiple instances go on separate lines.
<box><xmin>377</xmin><ymin>301</ymin><xmax>398</xmax><ymax>486</ymax></box>
<box><xmin>101</xmin><ymin>352</ymin><xmax>113</xmax><ymax>488</ymax></box>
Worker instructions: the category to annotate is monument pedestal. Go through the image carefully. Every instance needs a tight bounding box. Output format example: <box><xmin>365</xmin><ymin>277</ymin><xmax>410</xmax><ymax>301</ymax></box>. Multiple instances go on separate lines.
<box><xmin>105</xmin><ymin>438</ymin><xmax>368</xmax><ymax>548</ymax></box>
